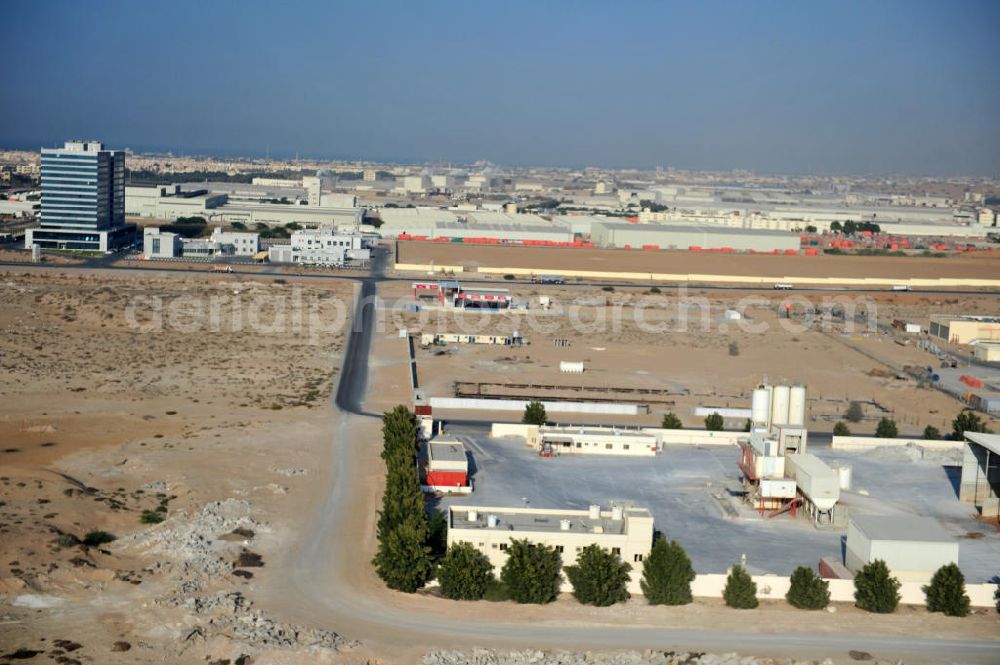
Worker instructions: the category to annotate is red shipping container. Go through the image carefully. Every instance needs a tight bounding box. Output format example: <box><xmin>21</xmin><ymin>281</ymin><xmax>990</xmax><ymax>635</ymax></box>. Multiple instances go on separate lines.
<box><xmin>804</xmin><ymin>248</ymin><xmax>818</xmax><ymax>256</ymax></box>
<box><xmin>426</xmin><ymin>471</ymin><xmax>468</xmax><ymax>487</ymax></box>
<box><xmin>784</xmin><ymin>249</ymin><xmax>797</xmax><ymax>255</ymax></box>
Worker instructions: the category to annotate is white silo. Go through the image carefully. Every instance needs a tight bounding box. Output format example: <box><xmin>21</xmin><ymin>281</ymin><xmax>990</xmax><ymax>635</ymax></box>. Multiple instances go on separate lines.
<box><xmin>788</xmin><ymin>385</ymin><xmax>807</xmax><ymax>426</ymax></box>
<box><xmin>752</xmin><ymin>387</ymin><xmax>772</xmax><ymax>428</ymax></box>
<box><xmin>771</xmin><ymin>385</ymin><xmax>791</xmax><ymax>426</ymax></box>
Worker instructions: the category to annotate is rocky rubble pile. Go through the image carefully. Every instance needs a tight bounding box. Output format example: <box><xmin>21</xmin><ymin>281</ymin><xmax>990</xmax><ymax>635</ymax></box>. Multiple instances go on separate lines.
<box><xmin>115</xmin><ymin>498</ymin><xmax>265</xmax><ymax>593</ymax></box>
<box><xmin>117</xmin><ymin>498</ymin><xmax>353</xmax><ymax>653</ymax></box>
<box><xmin>421</xmin><ymin>651</ymin><xmax>850</xmax><ymax>665</ymax></box>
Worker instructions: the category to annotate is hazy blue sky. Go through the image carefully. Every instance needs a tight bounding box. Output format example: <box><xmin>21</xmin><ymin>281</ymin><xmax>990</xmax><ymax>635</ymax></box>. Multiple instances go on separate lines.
<box><xmin>2</xmin><ymin>0</ymin><xmax>998</xmax><ymax>175</ymax></box>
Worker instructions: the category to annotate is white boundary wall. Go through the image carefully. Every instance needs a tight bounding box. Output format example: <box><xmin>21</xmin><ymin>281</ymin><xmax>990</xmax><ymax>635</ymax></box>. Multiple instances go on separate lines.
<box><xmin>642</xmin><ymin>428</ymin><xmax>744</xmax><ymax>446</ymax></box>
<box><xmin>831</xmin><ymin>436</ymin><xmax>961</xmax><ymax>451</ymax></box>
<box><xmin>692</xmin><ymin>574</ymin><xmax>997</xmax><ymax>608</ymax></box>
<box><xmin>430</xmin><ymin>397</ymin><xmax>639</xmax><ymax>415</ymax></box>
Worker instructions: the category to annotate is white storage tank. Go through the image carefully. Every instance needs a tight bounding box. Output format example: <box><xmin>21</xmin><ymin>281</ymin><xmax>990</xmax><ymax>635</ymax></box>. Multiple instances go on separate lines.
<box><xmin>751</xmin><ymin>388</ymin><xmax>771</xmax><ymax>427</ymax></box>
<box><xmin>771</xmin><ymin>385</ymin><xmax>791</xmax><ymax>425</ymax></box>
<box><xmin>836</xmin><ymin>464</ymin><xmax>852</xmax><ymax>491</ymax></box>
<box><xmin>788</xmin><ymin>385</ymin><xmax>807</xmax><ymax>426</ymax></box>
<box><xmin>467</xmin><ymin>510</ymin><xmax>478</xmax><ymax>522</ymax></box>
<box><xmin>487</xmin><ymin>514</ymin><xmax>499</xmax><ymax>528</ymax></box>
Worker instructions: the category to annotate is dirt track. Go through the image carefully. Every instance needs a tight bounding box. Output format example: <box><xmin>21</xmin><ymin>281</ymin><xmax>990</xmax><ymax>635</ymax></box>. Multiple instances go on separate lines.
<box><xmin>397</xmin><ymin>242</ymin><xmax>1000</xmax><ymax>281</ymax></box>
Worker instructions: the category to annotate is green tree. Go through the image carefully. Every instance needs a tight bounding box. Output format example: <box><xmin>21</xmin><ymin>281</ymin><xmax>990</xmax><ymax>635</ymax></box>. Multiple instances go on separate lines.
<box><xmin>723</xmin><ymin>565</ymin><xmax>758</xmax><ymax>609</ymax></box>
<box><xmin>805</xmin><ymin>225</ymin><xmax>817</xmax><ymax>233</ymax></box>
<box><xmin>830</xmin><ymin>221</ymin><xmax>842</xmax><ymax>233</ymax></box>
<box><xmin>704</xmin><ymin>412</ymin><xmax>724</xmax><ymax>431</ymax></box>
<box><xmin>641</xmin><ymin>538</ymin><xmax>695</xmax><ymax>605</ymax></box>
<box><xmin>854</xmin><ymin>559</ymin><xmax>901</xmax><ymax>613</ymax></box>
<box><xmin>522</xmin><ymin>401</ymin><xmax>547</xmax><ymax>426</ymax></box>
<box><xmin>785</xmin><ymin>566</ymin><xmax>830</xmax><ymax>610</ymax></box>
<box><xmin>372</xmin><ymin>519</ymin><xmax>433</xmax><ymax>593</ymax></box>
<box><xmin>952</xmin><ymin>410</ymin><xmax>988</xmax><ymax>439</ymax></box>
<box><xmin>564</xmin><ymin>544</ymin><xmax>632</xmax><ymax>607</ymax></box>
<box><xmin>995</xmin><ymin>584</ymin><xmax>999</xmax><ymax>613</ymax></box>
<box><xmin>373</xmin><ymin>406</ymin><xmax>433</xmax><ymax>592</ymax></box>
<box><xmin>833</xmin><ymin>422</ymin><xmax>851</xmax><ymax>437</ymax></box>
<box><xmin>923</xmin><ymin>425</ymin><xmax>941</xmax><ymax>440</ymax></box>
<box><xmin>845</xmin><ymin>401</ymin><xmax>864</xmax><ymax>423</ymax></box>
<box><xmin>743</xmin><ymin>418</ymin><xmax>752</xmax><ymax>432</ymax></box>
<box><xmin>875</xmin><ymin>418</ymin><xmax>898</xmax><ymax>438</ymax></box>
<box><xmin>500</xmin><ymin>539</ymin><xmax>562</xmax><ymax>604</ymax></box>
<box><xmin>437</xmin><ymin>542</ymin><xmax>494</xmax><ymax>601</ymax></box>
<box><xmin>923</xmin><ymin>563</ymin><xmax>970</xmax><ymax>617</ymax></box>
<box><xmin>427</xmin><ymin>509</ymin><xmax>448</xmax><ymax>559</ymax></box>
<box><xmin>661</xmin><ymin>412</ymin><xmax>683</xmax><ymax>429</ymax></box>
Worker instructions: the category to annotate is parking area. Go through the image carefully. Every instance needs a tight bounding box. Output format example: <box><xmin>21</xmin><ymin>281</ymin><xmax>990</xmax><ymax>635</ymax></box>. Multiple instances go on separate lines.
<box><xmin>437</xmin><ymin>426</ymin><xmax>1000</xmax><ymax>582</ymax></box>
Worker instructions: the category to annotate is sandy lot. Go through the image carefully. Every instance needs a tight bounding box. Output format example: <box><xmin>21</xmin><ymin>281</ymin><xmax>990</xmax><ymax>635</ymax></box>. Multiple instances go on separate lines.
<box><xmin>0</xmin><ymin>269</ymin><xmax>363</xmax><ymax>663</ymax></box>
<box><xmin>396</xmin><ymin>241</ymin><xmax>1000</xmax><ymax>282</ymax></box>
<box><xmin>381</xmin><ymin>281</ymin><xmax>1000</xmax><ymax>433</ymax></box>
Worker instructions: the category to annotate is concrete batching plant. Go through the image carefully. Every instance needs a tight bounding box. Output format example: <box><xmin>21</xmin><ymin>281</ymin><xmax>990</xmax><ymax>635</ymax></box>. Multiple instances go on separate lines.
<box><xmin>740</xmin><ymin>381</ymin><xmax>841</xmax><ymax>524</ymax></box>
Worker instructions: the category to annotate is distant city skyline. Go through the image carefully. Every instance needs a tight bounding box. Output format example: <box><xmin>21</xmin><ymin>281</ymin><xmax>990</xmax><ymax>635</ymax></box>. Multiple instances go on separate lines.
<box><xmin>2</xmin><ymin>0</ymin><xmax>999</xmax><ymax>177</ymax></box>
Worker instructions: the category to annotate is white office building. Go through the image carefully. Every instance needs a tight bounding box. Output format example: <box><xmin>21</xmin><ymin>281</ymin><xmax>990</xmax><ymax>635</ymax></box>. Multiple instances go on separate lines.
<box><xmin>26</xmin><ymin>140</ymin><xmax>135</xmax><ymax>252</ymax></box>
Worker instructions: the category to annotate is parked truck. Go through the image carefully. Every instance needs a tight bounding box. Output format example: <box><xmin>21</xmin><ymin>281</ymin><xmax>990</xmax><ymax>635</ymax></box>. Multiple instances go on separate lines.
<box><xmin>212</xmin><ymin>265</ymin><xmax>234</xmax><ymax>273</ymax></box>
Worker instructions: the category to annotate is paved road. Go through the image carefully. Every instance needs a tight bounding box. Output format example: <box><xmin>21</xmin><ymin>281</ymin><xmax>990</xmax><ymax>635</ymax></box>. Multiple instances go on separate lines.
<box><xmin>3</xmin><ymin>256</ymin><xmax>999</xmax><ymax>296</ymax></box>
<box><xmin>267</xmin><ymin>250</ymin><xmax>1000</xmax><ymax>664</ymax></box>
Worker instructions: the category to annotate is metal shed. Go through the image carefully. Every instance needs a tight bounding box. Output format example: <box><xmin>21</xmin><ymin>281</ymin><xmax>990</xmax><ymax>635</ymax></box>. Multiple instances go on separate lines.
<box><xmin>845</xmin><ymin>515</ymin><xmax>958</xmax><ymax>581</ymax></box>
<box><xmin>959</xmin><ymin>431</ymin><xmax>1000</xmax><ymax>518</ymax></box>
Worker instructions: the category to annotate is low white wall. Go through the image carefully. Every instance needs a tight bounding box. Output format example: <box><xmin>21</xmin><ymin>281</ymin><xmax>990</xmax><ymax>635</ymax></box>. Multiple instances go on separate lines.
<box><xmin>831</xmin><ymin>436</ymin><xmax>961</xmax><ymax>451</ymax></box>
<box><xmin>490</xmin><ymin>423</ymin><xmax>537</xmax><ymax>439</ymax></box>
<box><xmin>690</xmin><ymin>573</ymin><xmax>996</xmax><ymax>608</ymax></box>
<box><xmin>430</xmin><ymin>397</ymin><xmax>639</xmax><ymax>415</ymax></box>
<box><xmin>642</xmin><ymin>428</ymin><xmax>743</xmax><ymax>446</ymax></box>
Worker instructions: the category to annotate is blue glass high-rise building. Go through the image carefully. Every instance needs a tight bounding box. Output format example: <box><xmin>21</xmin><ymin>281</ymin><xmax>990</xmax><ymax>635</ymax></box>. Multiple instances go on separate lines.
<box><xmin>26</xmin><ymin>140</ymin><xmax>135</xmax><ymax>252</ymax></box>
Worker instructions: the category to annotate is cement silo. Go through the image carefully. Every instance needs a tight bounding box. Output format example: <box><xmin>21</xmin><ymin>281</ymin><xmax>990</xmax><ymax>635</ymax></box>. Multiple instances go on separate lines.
<box><xmin>771</xmin><ymin>385</ymin><xmax>791</xmax><ymax>426</ymax></box>
<box><xmin>788</xmin><ymin>385</ymin><xmax>807</xmax><ymax>427</ymax></box>
<box><xmin>751</xmin><ymin>387</ymin><xmax>772</xmax><ymax>428</ymax></box>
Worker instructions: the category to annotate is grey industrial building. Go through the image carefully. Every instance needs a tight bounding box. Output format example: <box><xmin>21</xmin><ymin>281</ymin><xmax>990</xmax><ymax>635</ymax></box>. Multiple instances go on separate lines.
<box><xmin>590</xmin><ymin>221</ymin><xmax>800</xmax><ymax>252</ymax></box>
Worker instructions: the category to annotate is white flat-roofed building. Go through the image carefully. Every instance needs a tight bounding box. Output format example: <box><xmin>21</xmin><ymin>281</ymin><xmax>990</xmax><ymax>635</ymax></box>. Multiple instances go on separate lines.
<box><xmin>267</xmin><ymin>227</ymin><xmax>367</xmax><ymax>265</ymax></box>
<box><xmin>142</xmin><ymin>227</ymin><xmax>181</xmax><ymax>258</ymax></box>
<box><xmin>845</xmin><ymin>515</ymin><xmax>959</xmax><ymax>582</ymax></box>
<box><xmin>209</xmin><ymin>227</ymin><xmax>259</xmax><ymax>255</ymax></box>
<box><xmin>447</xmin><ymin>504</ymin><xmax>655</xmax><ymax>593</ymax></box>
<box><xmin>538</xmin><ymin>426</ymin><xmax>659</xmax><ymax>457</ymax></box>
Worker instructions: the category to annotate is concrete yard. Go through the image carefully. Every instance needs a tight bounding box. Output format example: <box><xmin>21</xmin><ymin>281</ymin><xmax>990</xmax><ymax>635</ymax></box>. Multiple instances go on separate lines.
<box><xmin>437</xmin><ymin>426</ymin><xmax>1000</xmax><ymax>582</ymax></box>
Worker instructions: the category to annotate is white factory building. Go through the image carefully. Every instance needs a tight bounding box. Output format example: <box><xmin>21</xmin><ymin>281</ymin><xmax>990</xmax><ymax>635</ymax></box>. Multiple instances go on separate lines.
<box><xmin>267</xmin><ymin>227</ymin><xmax>369</xmax><ymax>265</ymax></box>
<box><xmin>125</xmin><ymin>183</ymin><xmax>364</xmax><ymax>229</ymax></box>
<box><xmin>492</xmin><ymin>423</ymin><xmax>660</xmax><ymax>457</ymax></box>
<box><xmin>142</xmin><ymin>226</ymin><xmax>260</xmax><ymax>259</ymax></box>
<box><xmin>447</xmin><ymin>504</ymin><xmax>655</xmax><ymax>593</ymax></box>
<box><xmin>591</xmin><ymin>221</ymin><xmax>801</xmax><ymax>252</ymax></box>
